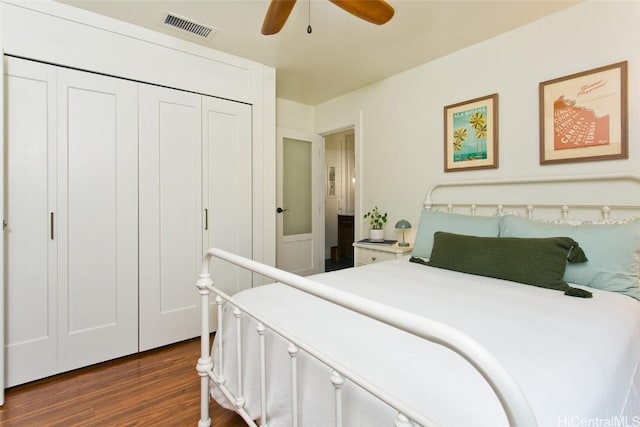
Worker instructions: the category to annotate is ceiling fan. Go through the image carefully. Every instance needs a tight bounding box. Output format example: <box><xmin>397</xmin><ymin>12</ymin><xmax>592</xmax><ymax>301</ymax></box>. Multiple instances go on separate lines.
<box><xmin>261</xmin><ymin>0</ymin><xmax>395</xmax><ymax>35</ymax></box>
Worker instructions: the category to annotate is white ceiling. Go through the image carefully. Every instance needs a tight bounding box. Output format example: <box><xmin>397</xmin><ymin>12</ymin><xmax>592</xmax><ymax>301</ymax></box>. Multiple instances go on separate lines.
<box><xmin>57</xmin><ymin>0</ymin><xmax>580</xmax><ymax>105</ymax></box>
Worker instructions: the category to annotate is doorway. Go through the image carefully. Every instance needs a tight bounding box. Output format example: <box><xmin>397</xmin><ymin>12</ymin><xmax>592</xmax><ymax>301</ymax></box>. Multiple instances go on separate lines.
<box><xmin>275</xmin><ymin>128</ymin><xmax>324</xmax><ymax>276</ymax></box>
<box><xmin>324</xmin><ymin>129</ymin><xmax>356</xmax><ymax>271</ymax></box>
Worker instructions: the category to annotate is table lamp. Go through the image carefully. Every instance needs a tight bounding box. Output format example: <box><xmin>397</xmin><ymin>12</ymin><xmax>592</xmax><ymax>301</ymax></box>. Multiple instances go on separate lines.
<box><xmin>395</xmin><ymin>219</ymin><xmax>411</xmax><ymax>247</ymax></box>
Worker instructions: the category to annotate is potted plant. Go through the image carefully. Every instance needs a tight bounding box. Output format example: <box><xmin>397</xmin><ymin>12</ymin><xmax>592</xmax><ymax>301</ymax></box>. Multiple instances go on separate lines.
<box><xmin>364</xmin><ymin>206</ymin><xmax>388</xmax><ymax>242</ymax></box>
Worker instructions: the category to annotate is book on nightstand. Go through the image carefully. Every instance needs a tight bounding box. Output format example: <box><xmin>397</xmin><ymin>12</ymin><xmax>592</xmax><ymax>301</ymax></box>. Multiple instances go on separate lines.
<box><xmin>357</xmin><ymin>239</ymin><xmax>398</xmax><ymax>245</ymax></box>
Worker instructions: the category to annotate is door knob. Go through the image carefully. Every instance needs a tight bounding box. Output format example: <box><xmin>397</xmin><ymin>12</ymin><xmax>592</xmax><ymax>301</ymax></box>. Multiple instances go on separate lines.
<box><xmin>276</xmin><ymin>207</ymin><xmax>289</xmax><ymax>213</ymax></box>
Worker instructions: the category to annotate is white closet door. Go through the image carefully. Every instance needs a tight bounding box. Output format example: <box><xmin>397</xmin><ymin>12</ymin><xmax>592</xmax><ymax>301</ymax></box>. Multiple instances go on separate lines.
<box><xmin>139</xmin><ymin>84</ymin><xmax>203</xmax><ymax>351</ymax></box>
<box><xmin>5</xmin><ymin>58</ymin><xmax>58</xmax><ymax>386</ymax></box>
<box><xmin>56</xmin><ymin>68</ymin><xmax>139</xmax><ymax>371</ymax></box>
<box><xmin>202</xmin><ymin>96</ymin><xmax>253</xmax><ymax>318</ymax></box>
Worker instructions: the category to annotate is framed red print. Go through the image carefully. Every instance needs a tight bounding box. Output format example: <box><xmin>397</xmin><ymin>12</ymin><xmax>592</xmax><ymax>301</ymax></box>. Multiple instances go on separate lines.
<box><xmin>539</xmin><ymin>61</ymin><xmax>628</xmax><ymax>165</ymax></box>
<box><xmin>444</xmin><ymin>93</ymin><xmax>499</xmax><ymax>172</ymax></box>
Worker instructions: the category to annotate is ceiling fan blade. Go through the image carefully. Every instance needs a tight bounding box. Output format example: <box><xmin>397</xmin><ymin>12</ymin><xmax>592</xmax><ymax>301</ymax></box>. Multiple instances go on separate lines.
<box><xmin>329</xmin><ymin>0</ymin><xmax>394</xmax><ymax>25</ymax></box>
<box><xmin>261</xmin><ymin>0</ymin><xmax>297</xmax><ymax>35</ymax></box>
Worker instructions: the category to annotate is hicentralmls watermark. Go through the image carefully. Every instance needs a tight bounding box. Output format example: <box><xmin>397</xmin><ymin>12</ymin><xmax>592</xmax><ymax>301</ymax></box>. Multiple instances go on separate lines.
<box><xmin>558</xmin><ymin>416</ymin><xmax>640</xmax><ymax>427</ymax></box>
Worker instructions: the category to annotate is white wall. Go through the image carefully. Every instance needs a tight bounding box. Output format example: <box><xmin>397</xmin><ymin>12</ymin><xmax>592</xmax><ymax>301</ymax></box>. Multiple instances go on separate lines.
<box><xmin>277</xmin><ymin>98</ymin><xmax>315</xmax><ymax>131</ymax></box>
<box><xmin>314</xmin><ymin>0</ymin><xmax>640</xmax><ymax>244</ymax></box>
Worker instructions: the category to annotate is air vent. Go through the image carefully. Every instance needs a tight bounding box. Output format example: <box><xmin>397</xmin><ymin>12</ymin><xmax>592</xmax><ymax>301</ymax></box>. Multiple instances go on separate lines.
<box><xmin>163</xmin><ymin>12</ymin><xmax>217</xmax><ymax>39</ymax></box>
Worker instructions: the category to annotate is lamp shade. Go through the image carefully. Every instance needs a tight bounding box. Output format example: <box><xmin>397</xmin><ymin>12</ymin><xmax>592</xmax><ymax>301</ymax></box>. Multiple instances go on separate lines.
<box><xmin>395</xmin><ymin>219</ymin><xmax>411</xmax><ymax>229</ymax></box>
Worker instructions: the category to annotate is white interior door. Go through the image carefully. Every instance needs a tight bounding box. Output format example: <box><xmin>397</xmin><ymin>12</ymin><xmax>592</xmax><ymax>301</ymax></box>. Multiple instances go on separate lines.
<box><xmin>56</xmin><ymin>67</ymin><xmax>139</xmax><ymax>371</ymax></box>
<box><xmin>0</xmin><ymin>50</ymin><xmax>4</xmax><ymax>403</ymax></box>
<box><xmin>5</xmin><ymin>58</ymin><xmax>58</xmax><ymax>386</ymax></box>
<box><xmin>139</xmin><ymin>84</ymin><xmax>202</xmax><ymax>351</ymax></box>
<box><xmin>202</xmin><ymin>96</ymin><xmax>252</xmax><ymax>330</ymax></box>
<box><xmin>276</xmin><ymin>128</ymin><xmax>323</xmax><ymax>276</ymax></box>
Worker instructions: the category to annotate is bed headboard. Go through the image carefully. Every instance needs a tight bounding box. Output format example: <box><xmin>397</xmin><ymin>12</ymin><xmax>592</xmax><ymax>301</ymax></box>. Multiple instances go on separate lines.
<box><xmin>423</xmin><ymin>173</ymin><xmax>640</xmax><ymax>221</ymax></box>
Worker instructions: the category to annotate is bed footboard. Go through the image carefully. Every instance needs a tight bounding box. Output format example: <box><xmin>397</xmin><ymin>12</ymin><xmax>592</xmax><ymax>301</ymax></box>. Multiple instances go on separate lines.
<box><xmin>195</xmin><ymin>248</ymin><xmax>538</xmax><ymax>427</ymax></box>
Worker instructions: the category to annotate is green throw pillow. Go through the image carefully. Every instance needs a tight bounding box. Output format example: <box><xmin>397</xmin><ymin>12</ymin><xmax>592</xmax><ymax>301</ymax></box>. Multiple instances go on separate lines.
<box><xmin>425</xmin><ymin>232</ymin><xmax>591</xmax><ymax>297</ymax></box>
<box><xmin>499</xmin><ymin>215</ymin><xmax>640</xmax><ymax>300</ymax></box>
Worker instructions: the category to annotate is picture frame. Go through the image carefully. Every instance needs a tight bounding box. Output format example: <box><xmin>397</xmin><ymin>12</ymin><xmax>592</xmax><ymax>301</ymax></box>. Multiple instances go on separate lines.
<box><xmin>444</xmin><ymin>93</ymin><xmax>499</xmax><ymax>172</ymax></box>
<box><xmin>539</xmin><ymin>61</ymin><xmax>628</xmax><ymax>165</ymax></box>
<box><xmin>327</xmin><ymin>165</ymin><xmax>336</xmax><ymax>198</ymax></box>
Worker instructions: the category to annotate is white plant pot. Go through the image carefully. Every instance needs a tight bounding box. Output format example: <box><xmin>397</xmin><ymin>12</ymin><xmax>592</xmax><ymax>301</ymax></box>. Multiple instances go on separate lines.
<box><xmin>369</xmin><ymin>228</ymin><xmax>384</xmax><ymax>242</ymax></box>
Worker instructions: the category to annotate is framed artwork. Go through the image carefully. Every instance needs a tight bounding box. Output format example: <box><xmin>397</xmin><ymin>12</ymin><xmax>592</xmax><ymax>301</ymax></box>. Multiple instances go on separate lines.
<box><xmin>327</xmin><ymin>165</ymin><xmax>336</xmax><ymax>198</ymax></box>
<box><xmin>539</xmin><ymin>61</ymin><xmax>628</xmax><ymax>164</ymax></box>
<box><xmin>444</xmin><ymin>93</ymin><xmax>499</xmax><ymax>172</ymax></box>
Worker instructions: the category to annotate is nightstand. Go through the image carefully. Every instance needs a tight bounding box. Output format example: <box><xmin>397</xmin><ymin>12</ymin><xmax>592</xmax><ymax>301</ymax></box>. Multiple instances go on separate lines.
<box><xmin>353</xmin><ymin>242</ymin><xmax>412</xmax><ymax>266</ymax></box>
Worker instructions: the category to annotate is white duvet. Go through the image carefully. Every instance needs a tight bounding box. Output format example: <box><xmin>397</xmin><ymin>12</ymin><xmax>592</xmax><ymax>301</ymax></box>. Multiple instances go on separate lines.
<box><xmin>211</xmin><ymin>258</ymin><xmax>640</xmax><ymax>427</ymax></box>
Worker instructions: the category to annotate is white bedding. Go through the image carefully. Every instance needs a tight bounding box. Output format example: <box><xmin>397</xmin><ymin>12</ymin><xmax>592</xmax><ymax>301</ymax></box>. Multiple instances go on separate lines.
<box><xmin>211</xmin><ymin>258</ymin><xmax>640</xmax><ymax>426</ymax></box>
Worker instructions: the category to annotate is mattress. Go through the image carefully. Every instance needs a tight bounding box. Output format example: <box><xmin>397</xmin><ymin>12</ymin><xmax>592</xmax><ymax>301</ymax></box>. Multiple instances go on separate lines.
<box><xmin>211</xmin><ymin>258</ymin><xmax>640</xmax><ymax>426</ymax></box>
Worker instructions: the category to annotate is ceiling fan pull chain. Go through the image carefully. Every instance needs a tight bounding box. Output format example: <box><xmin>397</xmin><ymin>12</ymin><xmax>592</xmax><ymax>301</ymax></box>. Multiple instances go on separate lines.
<box><xmin>307</xmin><ymin>0</ymin><xmax>312</xmax><ymax>33</ymax></box>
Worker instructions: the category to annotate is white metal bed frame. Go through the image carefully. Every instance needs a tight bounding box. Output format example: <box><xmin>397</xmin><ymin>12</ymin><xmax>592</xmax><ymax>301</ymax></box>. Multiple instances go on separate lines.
<box><xmin>195</xmin><ymin>173</ymin><xmax>640</xmax><ymax>427</ymax></box>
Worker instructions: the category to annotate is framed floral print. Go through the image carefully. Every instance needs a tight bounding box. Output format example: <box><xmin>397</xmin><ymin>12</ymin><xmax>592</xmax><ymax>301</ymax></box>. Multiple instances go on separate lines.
<box><xmin>444</xmin><ymin>93</ymin><xmax>499</xmax><ymax>172</ymax></box>
<box><xmin>539</xmin><ymin>61</ymin><xmax>628</xmax><ymax>164</ymax></box>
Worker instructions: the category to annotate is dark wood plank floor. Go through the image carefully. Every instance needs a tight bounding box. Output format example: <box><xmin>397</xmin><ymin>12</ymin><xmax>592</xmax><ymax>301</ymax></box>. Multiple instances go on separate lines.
<box><xmin>0</xmin><ymin>336</ymin><xmax>246</xmax><ymax>427</ymax></box>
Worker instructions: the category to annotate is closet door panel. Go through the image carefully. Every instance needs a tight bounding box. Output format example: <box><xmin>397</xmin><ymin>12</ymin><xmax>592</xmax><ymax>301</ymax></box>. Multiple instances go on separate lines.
<box><xmin>203</xmin><ymin>96</ymin><xmax>252</xmax><ymax>330</ymax></box>
<box><xmin>139</xmin><ymin>84</ymin><xmax>202</xmax><ymax>351</ymax></box>
<box><xmin>5</xmin><ymin>58</ymin><xmax>58</xmax><ymax>386</ymax></box>
<box><xmin>57</xmin><ymin>69</ymin><xmax>138</xmax><ymax>371</ymax></box>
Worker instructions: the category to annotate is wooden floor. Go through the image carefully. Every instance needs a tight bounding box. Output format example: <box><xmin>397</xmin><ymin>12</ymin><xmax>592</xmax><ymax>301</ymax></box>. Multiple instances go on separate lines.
<box><xmin>0</xmin><ymin>336</ymin><xmax>246</xmax><ymax>427</ymax></box>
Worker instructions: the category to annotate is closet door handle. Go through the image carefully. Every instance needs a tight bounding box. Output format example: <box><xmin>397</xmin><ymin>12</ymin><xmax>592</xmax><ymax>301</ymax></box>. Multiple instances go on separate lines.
<box><xmin>204</xmin><ymin>209</ymin><xmax>208</xmax><ymax>230</ymax></box>
<box><xmin>50</xmin><ymin>212</ymin><xmax>55</xmax><ymax>240</ymax></box>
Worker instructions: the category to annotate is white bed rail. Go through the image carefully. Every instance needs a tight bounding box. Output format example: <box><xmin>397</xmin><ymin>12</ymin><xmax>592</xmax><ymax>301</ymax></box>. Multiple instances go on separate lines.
<box><xmin>196</xmin><ymin>248</ymin><xmax>538</xmax><ymax>427</ymax></box>
<box><xmin>424</xmin><ymin>173</ymin><xmax>640</xmax><ymax>217</ymax></box>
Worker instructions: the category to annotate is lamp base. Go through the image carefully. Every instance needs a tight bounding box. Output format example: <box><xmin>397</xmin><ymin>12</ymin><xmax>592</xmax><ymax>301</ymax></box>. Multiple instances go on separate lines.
<box><xmin>398</xmin><ymin>242</ymin><xmax>409</xmax><ymax>247</ymax></box>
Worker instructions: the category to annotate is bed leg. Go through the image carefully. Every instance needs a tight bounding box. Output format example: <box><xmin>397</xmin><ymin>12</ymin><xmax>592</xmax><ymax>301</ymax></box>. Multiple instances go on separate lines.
<box><xmin>257</xmin><ymin>323</ymin><xmax>268</xmax><ymax>427</ymax></box>
<box><xmin>288</xmin><ymin>343</ymin><xmax>300</xmax><ymax>427</ymax></box>
<box><xmin>197</xmin><ymin>367</ymin><xmax>212</xmax><ymax>427</ymax></box>
<box><xmin>330</xmin><ymin>371</ymin><xmax>345</xmax><ymax>427</ymax></box>
<box><xmin>197</xmin><ymin>274</ymin><xmax>214</xmax><ymax>427</ymax></box>
<box><xmin>233</xmin><ymin>307</ymin><xmax>246</xmax><ymax>409</ymax></box>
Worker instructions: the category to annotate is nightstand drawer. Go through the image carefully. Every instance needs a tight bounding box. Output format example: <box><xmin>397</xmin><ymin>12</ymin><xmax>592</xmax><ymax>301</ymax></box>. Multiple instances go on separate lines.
<box><xmin>355</xmin><ymin>247</ymin><xmax>396</xmax><ymax>265</ymax></box>
<box><xmin>353</xmin><ymin>242</ymin><xmax>413</xmax><ymax>266</ymax></box>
